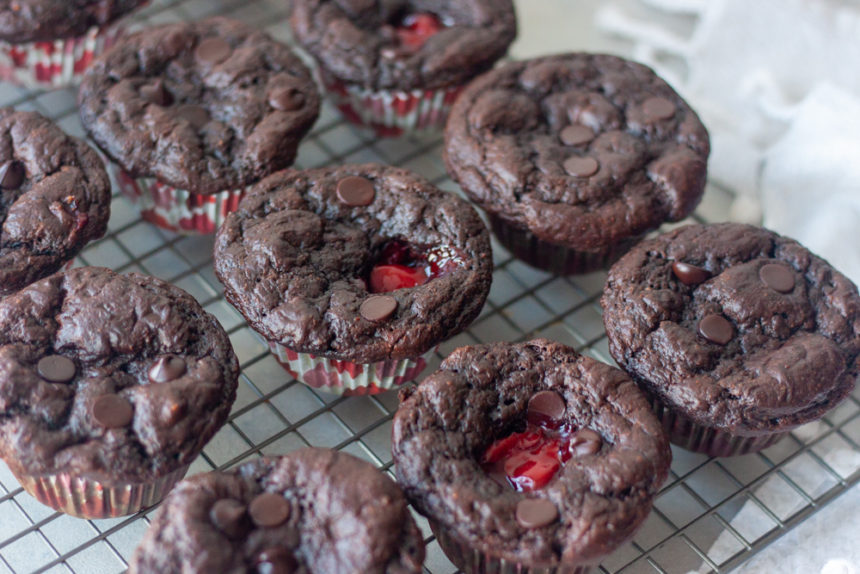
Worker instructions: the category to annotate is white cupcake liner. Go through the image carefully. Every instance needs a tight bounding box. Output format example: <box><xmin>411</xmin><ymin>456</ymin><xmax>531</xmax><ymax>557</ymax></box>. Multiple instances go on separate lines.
<box><xmin>12</xmin><ymin>463</ymin><xmax>190</xmax><ymax>519</ymax></box>
<box><xmin>268</xmin><ymin>340</ymin><xmax>432</xmax><ymax>396</ymax></box>
<box><xmin>0</xmin><ymin>23</ymin><xmax>125</xmax><ymax>89</ymax></box>
<box><xmin>113</xmin><ymin>166</ymin><xmax>247</xmax><ymax>235</ymax></box>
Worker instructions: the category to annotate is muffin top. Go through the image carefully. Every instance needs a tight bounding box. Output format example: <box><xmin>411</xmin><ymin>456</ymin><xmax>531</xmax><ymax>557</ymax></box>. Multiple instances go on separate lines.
<box><xmin>0</xmin><ymin>0</ymin><xmax>146</xmax><ymax>43</ymax></box>
<box><xmin>445</xmin><ymin>53</ymin><xmax>710</xmax><ymax>251</ymax></box>
<box><xmin>392</xmin><ymin>340</ymin><xmax>670</xmax><ymax>568</ymax></box>
<box><xmin>214</xmin><ymin>164</ymin><xmax>493</xmax><ymax>363</ymax></box>
<box><xmin>129</xmin><ymin>448</ymin><xmax>425</xmax><ymax>574</ymax></box>
<box><xmin>79</xmin><ymin>17</ymin><xmax>320</xmax><ymax>195</ymax></box>
<box><xmin>290</xmin><ymin>0</ymin><xmax>517</xmax><ymax>91</ymax></box>
<box><xmin>0</xmin><ymin>109</ymin><xmax>111</xmax><ymax>297</ymax></box>
<box><xmin>602</xmin><ymin>223</ymin><xmax>859</xmax><ymax>435</ymax></box>
<box><xmin>0</xmin><ymin>267</ymin><xmax>239</xmax><ymax>484</ymax></box>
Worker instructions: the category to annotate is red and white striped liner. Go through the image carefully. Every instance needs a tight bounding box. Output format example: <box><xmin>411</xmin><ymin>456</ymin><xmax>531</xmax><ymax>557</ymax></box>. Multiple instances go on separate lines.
<box><xmin>114</xmin><ymin>167</ymin><xmax>247</xmax><ymax>235</ymax></box>
<box><xmin>268</xmin><ymin>341</ymin><xmax>431</xmax><ymax>396</ymax></box>
<box><xmin>320</xmin><ymin>70</ymin><xmax>463</xmax><ymax>137</ymax></box>
<box><xmin>0</xmin><ymin>23</ymin><xmax>125</xmax><ymax>89</ymax></box>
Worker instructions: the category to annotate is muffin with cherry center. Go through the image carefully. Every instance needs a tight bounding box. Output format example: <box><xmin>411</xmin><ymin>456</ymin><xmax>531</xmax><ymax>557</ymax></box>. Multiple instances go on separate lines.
<box><xmin>213</xmin><ymin>164</ymin><xmax>492</xmax><ymax>395</ymax></box>
<box><xmin>602</xmin><ymin>223</ymin><xmax>860</xmax><ymax>456</ymax></box>
<box><xmin>129</xmin><ymin>448</ymin><xmax>424</xmax><ymax>574</ymax></box>
<box><xmin>79</xmin><ymin>17</ymin><xmax>320</xmax><ymax>234</ymax></box>
<box><xmin>0</xmin><ymin>108</ymin><xmax>111</xmax><ymax>297</ymax></box>
<box><xmin>445</xmin><ymin>53</ymin><xmax>710</xmax><ymax>274</ymax></box>
<box><xmin>0</xmin><ymin>267</ymin><xmax>239</xmax><ymax>518</ymax></box>
<box><xmin>392</xmin><ymin>340</ymin><xmax>671</xmax><ymax>573</ymax></box>
<box><xmin>290</xmin><ymin>0</ymin><xmax>517</xmax><ymax>136</ymax></box>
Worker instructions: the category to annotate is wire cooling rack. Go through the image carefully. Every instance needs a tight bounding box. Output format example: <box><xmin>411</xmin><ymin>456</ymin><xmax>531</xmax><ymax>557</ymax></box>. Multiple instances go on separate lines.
<box><xmin>0</xmin><ymin>1</ymin><xmax>858</xmax><ymax>573</ymax></box>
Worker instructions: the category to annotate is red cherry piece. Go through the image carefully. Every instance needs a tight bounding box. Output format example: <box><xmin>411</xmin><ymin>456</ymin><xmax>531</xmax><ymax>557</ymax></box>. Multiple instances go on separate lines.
<box><xmin>369</xmin><ymin>264</ymin><xmax>428</xmax><ymax>293</ymax></box>
<box><xmin>481</xmin><ymin>433</ymin><xmax>523</xmax><ymax>464</ymax></box>
<box><xmin>396</xmin><ymin>13</ymin><xmax>443</xmax><ymax>50</ymax></box>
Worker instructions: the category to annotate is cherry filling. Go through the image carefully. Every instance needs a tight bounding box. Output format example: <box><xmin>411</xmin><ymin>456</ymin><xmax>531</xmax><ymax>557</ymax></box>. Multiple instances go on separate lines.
<box><xmin>368</xmin><ymin>240</ymin><xmax>465</xmax><ymax>293</ymax></box>
<box><xmin>394</xmin><ymin>13</ymin><xmax>445</xmax><ymax>51</ymax></box>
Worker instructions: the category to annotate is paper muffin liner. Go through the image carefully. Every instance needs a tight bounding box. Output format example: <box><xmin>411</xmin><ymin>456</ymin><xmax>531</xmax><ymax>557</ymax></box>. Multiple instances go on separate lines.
<box><xmin>489</xmin><ymin>215</ymin><xmax>642</xmax><ymax>276</ymax></box>
<box><xmin>320</xmin><ymin>69</ymin><xmax>463</xmax><ymax>137</ymax></box>
<box><xmin>647</xmin><ymin>394</ymin><xmax>788</xmax><ymax>457</ymax></box>
<box><xmin>114</xmin><ymin>167</ymin><xmax>247</xmax><ymax>235</ymax></box>
<box><xmin>11</xmin><ymin>463</ymin><xmax>190</xmax><ymax>519</ymax></box>
<box><xmin>0</xmin><ymin>23</ymin><xmax>125</xmax><ymax>89</ymax></box>
<box><xmin>267</xmin><ymin>340</ymin><xmax>431</xmax><ymax>396</ymax></box>
<box><xmin>431</xmin><ymin>520</ymin><xmax>592</xmax><ymax>574</ymax></box>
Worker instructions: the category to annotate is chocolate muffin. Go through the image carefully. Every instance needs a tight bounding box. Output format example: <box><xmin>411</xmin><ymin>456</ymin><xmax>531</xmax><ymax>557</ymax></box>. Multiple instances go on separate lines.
<box><xmin>601</xmin><ymin>223</ymin><xmax>860</xmax><ymax>456</ymax></box>
<box><xmin>290</xmin><ymin>0</ymin><xmax>517</xmax><ymax>135</ymax></box>
<box><xmin>214</xmin><ymin>164</ymin><xmax>493</xmax><ymax>395</ymax></box>
<box><xmin>392</xmin><ymin>340</ymin><xmax>671</xmax><ymax>573</ymax></box>
<box><xmin>0</xmin><ymin>0</ymin><xmax>147</xmax><ymax>87</ymax></box>
<box><xmin>129</xmin><ymin>448</ymin><xmax>425</xmax><ymax>574</ymax></box>
<box><xmin>79</xmin><ymin>17</ymin><xmax>320</xmax><ymax>233</ymax></box>
<box><xmin>0</xmin><ymin>108</ymin><xmax>110</xmax><ymax>297</ymax></box>
<box><xmin>445</xmin><ymin>53</ymin><xmax>710</xmax><ymax>274</ymax></box>
<box><xmin>0</xmin><ymin>267</ymin><xmax>239</xmax><ymax>518</ymax></box>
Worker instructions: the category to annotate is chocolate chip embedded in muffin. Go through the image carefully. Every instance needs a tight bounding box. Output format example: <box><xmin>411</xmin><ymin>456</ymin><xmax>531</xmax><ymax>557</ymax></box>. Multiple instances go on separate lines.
<box><xmin>79</xmin><ymin>17</ymin><xmax>321</xmax><ymax>195</ymax></box>
<box><xmin>129</xmin><ymin>449</ymin><xmax>425</xmax><ymax>574</ymax></box>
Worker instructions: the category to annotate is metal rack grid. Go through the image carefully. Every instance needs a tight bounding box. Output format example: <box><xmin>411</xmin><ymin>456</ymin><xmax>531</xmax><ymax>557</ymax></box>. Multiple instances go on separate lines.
<box><xmin>0</xmin><ymin>0</ymin><xmax>858</xmax><ymax>573</ymax></box>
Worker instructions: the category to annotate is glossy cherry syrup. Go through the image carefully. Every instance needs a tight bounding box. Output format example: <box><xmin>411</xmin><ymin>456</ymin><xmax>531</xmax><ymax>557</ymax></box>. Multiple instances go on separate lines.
<box><xmin>368</xmin><ymin>241</ymin><xmax>465</xmax><ymax>293</ymax></box>
<box><xmin>395</xmin><ymin>13</ymin><xmax>444</xmax><ymax>50</ymax></box>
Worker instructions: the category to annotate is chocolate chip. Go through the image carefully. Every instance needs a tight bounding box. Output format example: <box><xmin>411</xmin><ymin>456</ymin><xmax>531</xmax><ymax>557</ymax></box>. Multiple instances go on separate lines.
<box><xmin>672</xmin><ymin>261</ymin><xmax>711</xmax><ymax>286</ymax></box>
<box><xmin>269</xmin><ymin>87</ymin><xmax>305</xmax><ymax>111</ymax></box>
<box><xmin>515</xmin><ymin>498</ymin><xmax>558</xmax><ymax>529</ymax></box>
<box><xmin>249</xmin><ymin>493</ymin><xmax>291</xmax><ymax>528</ymax></box>
<box><xmin>336</xmin><ymin>176</ymin><xmax>375</xmax><ymax>206</ymax></box>
<box><xmin>563</xmin><ymin>156</ymin><xmax>599</xmax><ymax>177</ymax></box>
<box><xmin>148</xmin><ymin>356</ymin><xmax>187</xmax><ymax>383</ymax></box>
<box><xmin>559</xmin><ymin>124</ymin><xmax>595</xmax><ymax>146</ymax></box>
<box><xmin>178</xmin><ymin>105</ymin><xmax>210</xmax><ymax>129</ymax></box>
<box><xmin>569</xmin><ymin>428</ymin><xmax>602</xmax><ymax>456</ymax></box>
<box><xmin>642</xmin><ymin>96</ymin><xmax>676</xmax><ymax>122</ymax></box>
<box><xmin>527</xmin><ymin>390</ymin><xmax>566</xmax><ymax>423</ymax></box>
<box><xmin>195</xmin><ymin>37</ymin><xmax>232</xmax><ymax>66</ymax></box>
<box><xmin>37</xmin><ymin>355</ymin><xmax>76</xmax><ymax>383</ymax></box>
<box><xmin>0</xmin><ymin>160</ymin><xmax>24</xmax><ymax>190</ymax></box>
<box><xmin>210</xmin><ymin>499</ymin><xmax>250</xmax><ymax>539</ymax></box>
<box><xmin>360</xmin><ymin>295</ymin><xmax>397</xmax><ymax>322</ymax></box>
<box><xmin>92</xmin><ymin>394</ymin><xmax>134</xmax><ymax>429</ymax></box>
<box><xmin>697</xmin><ymin>314</ymin><xmax>734</xmax><ymax>345</ymax></box>
<box><xmin>759</xmin><ymin>263</ymin><xmax>795</xmax><ymax>293</ymax></box>
<box><xmin>140</xmin><ymin>80</ymin><xmax>173</xmax><ymax>107</ymax></box>
<box><xmin>256</xmin><ymin>547</ymin><xmax>298</xmax><ymax>574</ymax></box>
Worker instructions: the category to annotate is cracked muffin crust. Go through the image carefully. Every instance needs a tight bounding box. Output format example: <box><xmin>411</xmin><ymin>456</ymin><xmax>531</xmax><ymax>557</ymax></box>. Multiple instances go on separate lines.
<box><xmin>289</xmin><ymin>0</ymin><xmax>516</xmax><ymax>92</ymax></box>
<box><xmin>392</xmin><ymin>340</ymin><xmax>670</xmax><ymax>570</ymax></box>
<box><xmin>0</xmin><ymin>0</ymin><xmax>146</xmax><ymax>43</ymax></box>
<box><xmin>129</xmin><ymin>448</ymin><xmax>425</xmax><ymax>574</ymax></box>
<box><xmin>79</xmin><ymin>17</ymin><xmax>320</xmax><ymax>195</ymax></box>
<box><xmin>601</xmin><ymin>223</ymin><xmax>859</xmax><ymax>454</ymax></box>
<box><xmin>0</xmin><ymin>109</ymin><xmax>110</xmax><ymax>297</ymax></box>
<box><xmin>213</xmin><ymin>164</ymin><xmax>493</xmax><ymax>365</ymax></box>
<box><xmin>445</xmin><ymin>53</ymin><xmax>710</xmax><ymax>273</ymax></box>
<box><xmin>0</xmin><ymin>267</ymin><xmax>239</xmax><ymax>493</ymax></box>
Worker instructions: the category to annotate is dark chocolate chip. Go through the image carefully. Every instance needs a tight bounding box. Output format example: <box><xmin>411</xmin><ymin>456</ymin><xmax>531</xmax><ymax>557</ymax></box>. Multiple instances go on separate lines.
<box><xmin>148</xmin><ymin>356</ymin><xmax>187</xmax><ymax>383</ymax></box>
<box><xmin>256</xmin><ymin>547</ymin><xmax>298</xmax><ymax>574</ymax></box>
<box><xmin>195</xmin><ymin>37</ymin><xmax>232</xmax><ymax>66</ymax></box>
<box><xmin>269</xmin><ymin>87</ymin><xmax>305</xmax><ymax>111</ymax></box>
<box><xmin>178</xmin><ymin>105</ymin><xmax>210</xmax><ymax>129</ymax></box>
<box><xmin>37</xmin><ymin>355</ymin><xmax>76</xmax><ymax>383</ymax></box>
<box><xmin>515</xmin><ymin>498</ymin><xmax>558</xmax><ymax>529</ymax></box>
<box><xmin>672</xmin><ymin>261</ymin><xmax>711</xmax><ymax>286</ymax></box>
<box><xmin>92</xmin><ymin>394</ymin><xmax>134</xmax><ymax>429</ymax></box>
<box><xmin>563</xmin><ymin>156</ymin><xmax>599</xmax><ymax>177</ymax></box>
<box><xmin>697</xmin><ymin>314</ymin><xmax>734</xmax><ymax>345</ymax></box>
<box><xmin>559</xmin><ymin>124</ymin><xmax>595</xmax><ymax>146</ymax></box>
<box><xmin>249</xmin><ymin>493</ymin><xmax>291</xmax><ymax>528</ymax></box>
<box><xmin>642</xmin><ymin>96</ymin><xmax>676</xmax><ymax>122</ymax></box>
<box><xmin>336</xmin><ymin>176</ymin><xmax>375</xmax><ymax>206</ymax></box>
<box><xmin>0</xmin><ymin>160</ymin><xmax>25</xmax><ymax>190</ymax></box>
<box><xmin>527</xmin><ymin>390</ymin><xmax>566</xmax><ymax>423</ymax></box>
<box><xmin>359</xmin><ymin>295</ymin><xmax>397</xmax><ymax>322</ymax></box>
<box><xmin>140</xmin><ymin>80</ymin><xmax>173</xmax><ymax>107</ymax></box>
<box><xmin>210</xmin><ymin>499</ymin><xmax>250</xmax><ymax>539</ymax></box>
<box><xmin>759</xmin><ymin>263</ymin><xmax>795</xmax><ymax>293</ymax></box>
<box><xmin>569</xmin><ymin>428</ymin><xmax>602</xmax><ymax>456</ymax></box>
